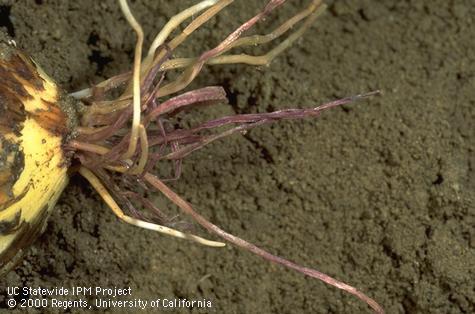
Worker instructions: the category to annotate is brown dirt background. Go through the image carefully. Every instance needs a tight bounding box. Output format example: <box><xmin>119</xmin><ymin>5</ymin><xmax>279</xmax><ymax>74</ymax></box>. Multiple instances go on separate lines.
<box><xmin>0</xmin><ymin>0</ymin><xmax>474</xmax><ymax>313</ymax></box>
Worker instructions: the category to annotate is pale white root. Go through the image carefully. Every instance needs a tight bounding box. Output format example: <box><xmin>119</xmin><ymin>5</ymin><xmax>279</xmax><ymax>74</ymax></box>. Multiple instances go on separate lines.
<box><xmin>78</xmin><ymin>166</ymin><xmax>225</xmax><ymax>247</ymax></box>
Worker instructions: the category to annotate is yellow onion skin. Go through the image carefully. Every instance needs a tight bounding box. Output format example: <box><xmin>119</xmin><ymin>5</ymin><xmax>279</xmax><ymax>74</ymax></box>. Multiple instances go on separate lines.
<box><xmin>0</xmin><ymin>34</ymin><xmax>78</xmax><ymax>274</ymax></box>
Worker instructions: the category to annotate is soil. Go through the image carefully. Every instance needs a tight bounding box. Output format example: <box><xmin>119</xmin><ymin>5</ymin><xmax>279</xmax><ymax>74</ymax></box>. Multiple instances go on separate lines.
<box><xmin>0</xmin><ymin>0</ymin><xmax>474</xmax><ymax>313</ymax></box>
